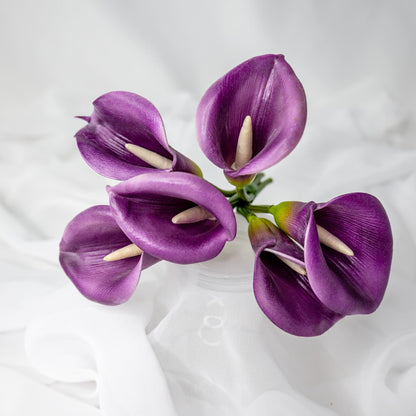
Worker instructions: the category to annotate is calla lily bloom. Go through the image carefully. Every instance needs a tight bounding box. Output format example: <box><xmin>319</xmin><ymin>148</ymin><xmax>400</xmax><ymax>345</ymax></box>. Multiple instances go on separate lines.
<box><xmin>271</xmin><ymin>193</ymin><xmax>393</xmax><ymax>315</ymax></box>
<box><xmin>196</xmin><ymin>54</ymin><xmax>307</xmax><ymax>186</ymax></box>
<box><xmin>108</xmin><ymin>171</ymin><xmax>237</xmax><ymax>264</ymax></box>
<box><xmin>75</xmin><ymin>91</ymin><xmax>202</xmax><ymax>180</ymax></box>
<box><xmin>248</xmin><ymin>216</ymin><xmax>343</xmax><ymax>336</ymax></box>
<box><xmin>59</xmin><ymin>205</ymin><xmax>159</xmax><ymax>305</ymax></box>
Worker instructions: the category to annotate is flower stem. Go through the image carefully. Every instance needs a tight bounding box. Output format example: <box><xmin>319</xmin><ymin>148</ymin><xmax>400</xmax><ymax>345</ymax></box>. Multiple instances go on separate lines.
<box><xmin>218</xmin><ymin>172</ymin><xmax>274</xmax><ymax>209</ymax></box>
<box><xmin>228</xmin><ymin>193</ymin><xmax>243</xmax><ymax>208</ymax></box>
<box><xmin>215</xmin><ymin>186</ymin><xmax>237</xmax><ymax>197</ymax></box>
<box><xmin>237</xmin><ymin>206</ymin><xmax>257</xmax><ymax>222</ymax></box>
<box><xmin>248</xmin><ymin>204</ymin><xmax>272</xmax><ymax>213</ymax></box>
<box><xmin>252</xmin><ymin>172</ymin><xmax>265</xmax><ymax>185</ymax></box>
<box><xmin>236</xmin><ymin>186</ymin><xmax>253</xmax><ymax>202</ymax></box>
<box><xmin>243</xmin><ymin>175</ymin><xmax>273</xmax><ymax>202</ymax></box>
<box><xmin>255</xmin><ymin>177</ymin><xmax>273</xmax><ymax>193</ymax></box>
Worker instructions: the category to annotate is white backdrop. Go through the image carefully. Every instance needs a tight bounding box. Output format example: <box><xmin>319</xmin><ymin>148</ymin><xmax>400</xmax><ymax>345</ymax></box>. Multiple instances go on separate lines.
<box><xmin>1</xmin><ymin>1</ymin><xmax>416</xmax><ymax>415</ymax></box>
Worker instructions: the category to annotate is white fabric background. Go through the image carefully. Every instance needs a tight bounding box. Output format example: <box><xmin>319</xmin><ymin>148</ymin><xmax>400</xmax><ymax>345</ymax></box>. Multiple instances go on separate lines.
<box><xmin>1</xmin><ymin>1</ymin><xmax>416</xmax><ymax>415</ymax></box>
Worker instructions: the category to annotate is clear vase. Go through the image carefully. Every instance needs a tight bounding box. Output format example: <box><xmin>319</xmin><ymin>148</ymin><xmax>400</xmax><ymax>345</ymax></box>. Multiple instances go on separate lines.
<box><xmin>147</xmin><ymin>217</ymin><xmax>298</xmax><ymax>415</ymax></box>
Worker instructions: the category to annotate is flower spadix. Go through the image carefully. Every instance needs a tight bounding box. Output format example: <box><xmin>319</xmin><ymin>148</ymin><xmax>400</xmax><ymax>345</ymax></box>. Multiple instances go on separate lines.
<box><xmin>270</xmin><ymin>193</ymin><xmax>393</xmax><ymax>315</ymax></box>
<box><xmin>248</xmin><ymin>217</ymin><xmax>343</xmax><ymax>336</ymax></box>
<box><xmin>75</xmin><ymin>91</ymin><xmax>202</xmax><ymax>180</ymax></box>
<box><xmin>231</xmin><ymin>115</ymin><xmax>253</xmax><ymax>171</ymax></box>
<box><xmin>171</xmin><ymin>205</ymin><xmax>216</xmax><ymax>224</ymax></box>
<box><xmin>103</xmin><ymin>243</ymin><xmax>143</xmax><ymax>262</ymax></box>
<box><xmin>59</xmin><ymin>205</ymin><xmax>159</xmax><ymax>305</ymax></box>
<box><xmin>108</xmin><ymin>171</ymin><xmax>237</xmax><ymax>264</ymax></box>
<box><xmin>196</xmin><ymin>54</ymin><xmax>307</xmax><ymax>186</ymax></box>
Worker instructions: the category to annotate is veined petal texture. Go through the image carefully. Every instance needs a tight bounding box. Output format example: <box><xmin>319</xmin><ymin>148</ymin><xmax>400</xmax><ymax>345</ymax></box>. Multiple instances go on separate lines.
<box><xmin>273</xmin><ymin>193</ymin><xmax>393</xmax><ymax>315</ymax></box>
<box><xmin>76</xmin><ymin>91</ymin><xmax>201</xmax><ymax>180</ymax></box>
<box><xmin>59</xmin><ymin>205</ymin><xmax>159</xmax><ymax>305</ymax></box>
<box><xmin>108</xmin><ymin>171</ymin><xmax>237</xmax><ymax>264</ymax></box>
<box><xmin>249</xmin><ymin>218</ymin><xmax>343</xmax><ymax>336</ymax></box>
<box><xmin>196</xmin><ymin>54</ymin><xmax>307</xmax><ymax>179</ymax></box>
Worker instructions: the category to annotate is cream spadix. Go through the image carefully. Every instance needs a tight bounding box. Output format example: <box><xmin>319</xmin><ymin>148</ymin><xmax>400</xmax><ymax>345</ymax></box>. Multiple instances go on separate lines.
<box><xmin>316</xmin><ymin>225</ymin><xmax>354</xmax><ymax>256</ymax></box>
<box><xmin>103</xmin><ymin>243</ymin><xmax>143</xmax><ymax>261</ymax></box>
<box><xmin>231</xmin><ymin>115</ymin><xmax>253</xmax><ymax>170</ymax></box>
<box><xmin>264</xmin><ymin>248</ymin><xmax>307</xmax><ymax>275</ymax></box>
<box><xmin>172</xmin><ymin>205</ymin><xmax>216</xmax><ymax>224</ymax></box>
<box><xmin>125</xmin><ymin>143</ymin><xmax>173</xmax><ymax>170</ymax></box>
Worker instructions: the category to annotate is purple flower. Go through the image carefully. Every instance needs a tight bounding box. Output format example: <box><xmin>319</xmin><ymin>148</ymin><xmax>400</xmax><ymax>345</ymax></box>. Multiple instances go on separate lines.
<box><xmin>59</xmin><ymin>205</ymin><xmax>159</xmax><ymax>305</ymax></box>
<box><xmin>271</xmin><ymin>193</ymin><xmax>393</xmax><ymax>315</ymax></box>
<box><xmin>249</xmin><ymin>216</ymin><xmax>343</xmax><ymax>336</ymax></box>
<box><xmin>75</xmin><ymin>91</ymin><xmax>202</xmax><ymax>180</ymax></box>
<box><xmin>108</xmin><ymin>171</ymin><xmax>237</xmax><ymax>264</ymax></box>
<box><xmin>196</xmin><ymin>54</ymin><xmax>307</xmax><ymax>185</ymax></box>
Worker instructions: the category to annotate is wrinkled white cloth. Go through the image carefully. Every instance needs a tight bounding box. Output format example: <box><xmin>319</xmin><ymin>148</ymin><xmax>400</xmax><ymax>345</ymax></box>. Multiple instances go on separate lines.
<box><xmin>1</xmin><ymin>1</ymin><xmax>416</xmax><ymax>415</ymax></box>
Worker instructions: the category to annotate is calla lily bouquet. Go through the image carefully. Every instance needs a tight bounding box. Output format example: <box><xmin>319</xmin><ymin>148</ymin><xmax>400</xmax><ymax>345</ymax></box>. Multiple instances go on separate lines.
<box><xmin>60</xmin><ymin>54</ymin><xmax>393</xmax><ymax>336</ymax></box>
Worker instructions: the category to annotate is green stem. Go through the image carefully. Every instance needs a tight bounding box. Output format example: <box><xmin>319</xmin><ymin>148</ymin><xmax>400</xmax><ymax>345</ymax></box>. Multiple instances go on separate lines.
<box><xmin>215</xmin><ymin>172</ymin><xmax>273</xmax><ymax>209</ymax></box>
<box><xmin>248</xmin><ymin>204</ymin><xmax>272</xmax><ymax>213</ymax></box>
<box><xmin>236</xmin><ymin>186</ymin><xmax>254</xmax><ymax>202</ymax></box>
<box><xmin>236</xmin><ymin>187</ymin><xmax>245</xmax><ymax>200</ymax></box>
<box><xmin>243</xmin><ymin>175</ymin><xmax>273</xmax><ymax>202</ymax></box>
<box><xmin>251</xmin><ymin>172</ymin><xmax>265</xmax><ymax>186</ymax></box>
<box><xmin>237</xmin><ymin>206</ymin><xmax>257</xmax><ymax>222</ymax></box>
<box><xmin>228</xmin><ymin>193</ymin><xmax>243</xmax><ymax>208</ymax></box>
<box><xmin>255</xmin><ymin>177</ymin><xmax>273</xmax><ymax>193</ymax></box>
<box><xmin>215</xmin><ymin>187</ymin><xmax>237</xmax><ymax>197</ymax></box>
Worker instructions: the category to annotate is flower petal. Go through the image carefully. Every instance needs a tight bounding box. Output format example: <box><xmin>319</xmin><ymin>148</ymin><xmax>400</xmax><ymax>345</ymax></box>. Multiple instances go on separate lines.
<box><xmin>76</xmin><ymin>91</ymin><xmax>201</xmax><ymax>180</ymax></box>
<box><xmin>305</xmin><ymin>193</ymin><xmax>393</xmax><ymax>315</ymax></box>
<box><xmin>59</xmin><ymin>205</ymin><xmax>159</xmax><ymax>305</ymax></box>
<box><xmin>249</xmin><ymin>218</ymin><xmax>343</xmax><ymax>336</ymax></box>
<box><xmin>196</xmin><ymin>54</ymin><xmax>307</xmax><ymax>178</ymax></box>
<box><xmin>272</xmin><ymin>194</ymin><xmax>393</xmax><ymax>315</ymax></box>
<box><xmin>108</xmin><ymin>171</ymin><xmax>237</xmax><ymax>264</ymax></box>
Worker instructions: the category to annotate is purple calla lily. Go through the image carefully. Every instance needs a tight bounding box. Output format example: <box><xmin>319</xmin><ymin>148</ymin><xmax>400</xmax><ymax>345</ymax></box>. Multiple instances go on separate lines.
<box><xmin>75</xmin><ymin>91</ymin><xmax>202</xmax><ymax>180</ymax></box>
<box><xmin>271</xmin><ymin>193</ymin><xmax>393</xmax><ymax>315</ymax></box>
<box><xmin>196</xmin><ymin>54</ymin><xmax>307</xmax><ymax>185</ymax></box>
<box><xmin>248</xmin><ymin>216</ymin><xmax>343</xmax><ymax>336</ymax></box>
<box><xmin>59</xmin><ymin>205</ymin><xmax>159</xmax><ymax>305</ymax></box>
<box><xmin>108</xmin><ymin>171</ymin><xmax>237</xmax><ymax>264</ymax></box>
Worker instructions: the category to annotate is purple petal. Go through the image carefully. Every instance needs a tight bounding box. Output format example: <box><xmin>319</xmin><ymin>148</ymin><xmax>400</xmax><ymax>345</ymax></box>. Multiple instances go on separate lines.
<box><xmin>59</xmin><ymin>205</ymin><xmax>159</xmax><ymax>305</ymax></box>
<box><xmin>272</xmin><ymin>194</ymin><xmax>393</xmax><ymax>315</ymax></box>
<box><xmin>76</xmin><ymin>91</ymin><xmax>201</xmax><ymax>180</ymax></box>
<box><xmin>196</xmin><ymin>54</ymin><xmax>307</xmax><ymax>178</ymax></box>
<box><xmin>305</xmin><ymin>193</ymin><xmax>393</xmax><ymax>315</ymax></box>
<box><xmin>271</xmin><ymin>200</ymin><xmax>313</xmax><ymax>243</ymax></box>
<box><xmin>108</xmin><ymin>172</ymin><xmax>237</xmax><ymax>264</ymax></box>
<box><xmin>249</xmin><ymin>218</ymin><xmax>343</xmax><ymax>336</ymax></box>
